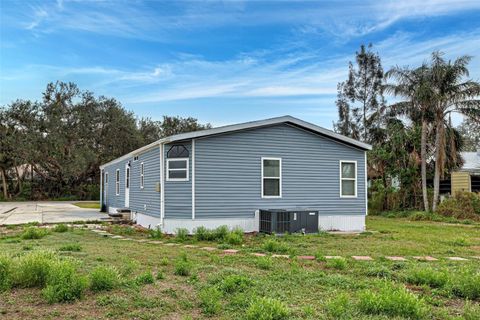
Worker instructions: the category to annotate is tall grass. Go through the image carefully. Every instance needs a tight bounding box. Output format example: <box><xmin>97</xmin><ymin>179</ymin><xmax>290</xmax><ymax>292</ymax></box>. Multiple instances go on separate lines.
<box><xmin>21</xmin><ymin>227</ymin><xmax>49</xmax><ymax>240</ymax></box>
<box><xmin>245</xmin><ymin>297</ymin><xmax>290</xmax><ymax>320</ymax></box>
<box><xmin>358</xmin><ymin>282</ymin><xmax>427</xmax><ymax>319</ymax></box>
<box><xmin>42</xmin><ymin>259</ymin><xmax>87</xmax><ymax>303</ymax></box>
<box><xmin>0</xmin><ymin>254</ymin><xmax>11</xmax><ymax>291</ymax></box>
<box><xmin>11</xmin><ymin>251</ymin><xmax>57</xmax><ymax>288</ymax></box>
<box><xmin>89</xmin><ymin>266</ymin><xmax>120</xmax><ymax>292</ymax></box>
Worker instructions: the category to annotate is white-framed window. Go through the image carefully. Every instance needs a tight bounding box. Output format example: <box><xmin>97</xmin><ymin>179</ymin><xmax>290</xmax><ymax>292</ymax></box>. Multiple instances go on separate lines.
<box><xmin>140</xmin><ymin>162</ymin><xmax>144</xmax><ymax>188</ymax></box>
<box><xmin>125</xmin><ymin>166</ymin><xmax>130</xmax><ymax>189</ymax></box>
<box><xmin>340</xmin><ymin>160</ymin><xmax>357</xmax><ymax>197</ymax></box>
<box><xmin>115</xmin><ymin>169</ymin><xmax>120</xmax><ymax>195</ymax></box>
<box><xmin>261</xmin><ymin>157</ymin><xmax>282</xmax><ymax>198</ymax></box>
<box><xmin>166</xmin><ymin>158</ymin><xmax>189</xmax><ymax>181</ymax></box>
<box><xmin>105</xmin><ymin>172</ymin><xmax>108</xmax><ymax>184</ymax></box>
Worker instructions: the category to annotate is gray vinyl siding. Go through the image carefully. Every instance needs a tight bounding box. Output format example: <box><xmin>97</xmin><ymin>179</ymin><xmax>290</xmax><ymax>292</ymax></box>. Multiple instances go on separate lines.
<box><xmin>164</xmin><ymin>142</ymin><xmax>192</xmax><ymax>219</ymax></box>
<box><xmin>103</xmin><ymin>159</ymin><xmax>129</xmax><ymax>210</ymax></box>
<box><xmin>130</xmin><ymin>146</ymin><xmax>161</xmax><ymax>217</ymax></box>
<box><xmin>194</xmin><ymin>124</ymin><xmax>366</xmax><ymax>219</ymax></box>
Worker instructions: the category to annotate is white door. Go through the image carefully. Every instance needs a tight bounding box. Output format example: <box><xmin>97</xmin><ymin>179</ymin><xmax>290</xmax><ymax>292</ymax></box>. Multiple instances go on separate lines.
<box><xmin>125</xmin><ymin>164</ymin><xmax>130</xmax><ymax>207</ymax></box>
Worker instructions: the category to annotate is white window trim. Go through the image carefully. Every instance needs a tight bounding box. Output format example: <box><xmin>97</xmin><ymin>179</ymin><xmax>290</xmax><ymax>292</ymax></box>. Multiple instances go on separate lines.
<box><xmin>166</xmin><ymin>158</ymin><xmax>189</xmax><ymax>182</ymax></box>
<box><xmin>115</xmin><ymin>169</ymin><xmax>120</xmax><ymax>196</ymax></box>
<box><xmin>340</xmin><ymin>160</ymin><xmax>357</xmax><ymax>198</ymax></box>
<box><xmin>261</xmin><ymin>157</ymin><xmax>282</xmax><ymax>198</ymax></box>
<box><xmin>140</xmin><ymin>162</ymin><xmax>144</xmax><ymax>189</ymax></box>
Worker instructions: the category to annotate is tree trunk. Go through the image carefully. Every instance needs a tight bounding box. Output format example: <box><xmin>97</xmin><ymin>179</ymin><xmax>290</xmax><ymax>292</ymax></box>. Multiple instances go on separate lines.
<box><xmin>432</xmin><ymin>120</ymin><xmax>444</xmax><ymax>211</ymax></box>
<box><xmin>421</xmin><ymin>119</ymin><xmax>430</xmax><ymax>212</ymax></box>
<box><xmin>15</xmin><ymin>166</ymin><xmax>23</xmax><ymax>195</ymax></box>
<box><xmin>1</xmin><ymin>168</ymin><xmax>8</xmax><ymax>199</ymax></box>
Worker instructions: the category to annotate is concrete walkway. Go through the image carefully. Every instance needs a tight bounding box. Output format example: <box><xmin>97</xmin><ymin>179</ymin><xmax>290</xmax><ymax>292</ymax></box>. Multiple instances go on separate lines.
<box><xmin>0</xmin><ymin>201</ymin><xmax>108</xmax><ymax>225</ymax></box>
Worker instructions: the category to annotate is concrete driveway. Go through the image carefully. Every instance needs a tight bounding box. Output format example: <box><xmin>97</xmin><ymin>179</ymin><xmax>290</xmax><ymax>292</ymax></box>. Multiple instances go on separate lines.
<box><xmin>0</xmin><ymin>201</ymin><xmax>108</xmax><ymax>225</ymax></box>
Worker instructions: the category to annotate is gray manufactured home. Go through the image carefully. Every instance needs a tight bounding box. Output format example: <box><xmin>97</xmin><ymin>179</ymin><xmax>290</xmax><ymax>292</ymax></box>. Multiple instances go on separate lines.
<box><xmin>99</xmin><ymin>116</ymin><xmax>371</xmax><ymax>233</ymax></box>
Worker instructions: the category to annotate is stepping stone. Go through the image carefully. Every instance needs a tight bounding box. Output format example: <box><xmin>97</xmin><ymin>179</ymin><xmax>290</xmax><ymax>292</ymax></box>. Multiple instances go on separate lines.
<box><xmin>252</xmin><ymin>253</ymin><xmax>266</xmax><ymax>257</ymax></box>
<box><xmin>102</xmin><ymin>233</ymin><xmax>113</xmax><ymax>237</ymax></box>
<box><xmin>201</xmin><ymin>247</ymin><xmax>217</xmax><ymax>251</ymax></box>
<box><xmin>325</xmin><ymin>256</ymin><xmax>342</xmax><ymax>259</ymax></box>
<box><xmin>297</xmin><ymin>255</ymin><xmax>315</xmax><ymax>260</ymax></box>
<box><xmin>471</xmin><ymin>256</ymin><xmax>480</xmax><ymax>260</ymax></box>
<box><xmin>272</xmin><ymin>254</ymin><xmax>289</xmax><ymax>258</ymax></box>
<box><xmin>223</xmin><ymin>249</ymin><xmax>239</xmax><ymax>254</ymax></box>
<box><xmin>91</xmin><ymin>229</ymin><xmax>106</xmax><ymax>233</ymax></box>
<box><xmin>447</xmin><ymin>257</ymin><xmax>468</xmax><ymax>261</ymax></box>
<box><xmin>111</xmin><ymin>235</ymin><xmax>124</xmax><ymax>239</ymax></box>
<box><xmin>352</xmin><ymin>256</ymin><xmax>373</xmax><ymax>261</ymax></box>
<box><xmin>119</xmin><ymin>238</ymin><xmax>132</xmax><ymax>241</ymax></box>
<box><xmin>385</xmin><ymin>256</ymin><xmax>407</xmax><ymax>261</ymax></box>
<box><xmin>148</xmin><ymin>241</ymin><xmax>163</xmax><ymax>244</ymax></box>
<box><xmin>165</xmin><ymin>243</ymin><xmax>179</xmax><ymax>246</ymax></box>
<box><xmin>135</xmin><ymin>239</ymin><xmax>149</xmax><ymax>243</ymax></box>
<box><xmin>183</xmin><ymin>245</ymin><xmax>198</xmax><ymax>248</ymax></box>
<box><xmin>413</xmin><ymin>256</ymin><xmax>438</xmax><ymax>261</ymax></box>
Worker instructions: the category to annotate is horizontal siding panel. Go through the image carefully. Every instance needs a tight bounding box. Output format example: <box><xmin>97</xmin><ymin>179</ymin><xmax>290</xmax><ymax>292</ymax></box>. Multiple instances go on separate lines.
<box><xmin>195</xmin><ymin>124</ymin><xmax>366</xmax><ymax>218</ymax></box>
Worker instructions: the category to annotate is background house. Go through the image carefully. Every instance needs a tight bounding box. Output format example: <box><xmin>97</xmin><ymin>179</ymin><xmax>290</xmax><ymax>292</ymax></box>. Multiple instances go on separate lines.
<box><xmin>451</xmin><ymin>149</ymin><xmax>480</xmax><ymax>194</ymax></box>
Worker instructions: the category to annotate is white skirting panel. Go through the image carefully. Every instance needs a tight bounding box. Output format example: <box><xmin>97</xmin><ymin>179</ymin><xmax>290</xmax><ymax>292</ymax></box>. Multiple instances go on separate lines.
<box><xmin>136</xmin><ymin>212</ymin><xmax>162</xmax><ymax>229</ymax></box>
<box><xmin>108</xmin><ymin>206</ymin><xmax>118</xmax><ymax>214</ymax></box>
<box><xmin>318</xmin><ymin>215</ymin><xmax>365</xmax><ymax>232</ymax></box>
<box><xmin>162</xmin><ymin>217</ymin><xmax>257</xmax><ymax>234</ymax></box>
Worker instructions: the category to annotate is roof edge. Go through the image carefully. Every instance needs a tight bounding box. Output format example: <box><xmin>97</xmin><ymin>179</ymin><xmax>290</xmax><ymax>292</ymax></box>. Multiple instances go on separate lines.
<box><xmin>99</xmin><ymin>115</ymin><xmax>371</xmax><ymax>169</ymax></box>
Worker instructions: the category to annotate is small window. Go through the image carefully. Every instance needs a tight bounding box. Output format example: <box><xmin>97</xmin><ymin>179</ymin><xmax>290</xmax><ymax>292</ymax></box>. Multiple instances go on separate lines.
<box><xmin>105</xmin><ymin>172</ymin><xmax>108</xmax><ymax>184</ymax></box>
<box><xmin>340</xmin><ymin>161</ymin><xmax>357</xmax><ymax>197</ymax></box>
<box><xmin>115</xmin><ymin>169</ymin><xmax>120</xmax><ymax>195</ymax></box>
<box><xmin>140</xmin><ymin>162</ymin><xmax>144</xmax><ymax>188</ymax></box>
<box><xmin>167</xmin><ymin>145</ymin><xmax>189</xmax><ymax>158</ymax></box>
<box><xmin>262</xmin><ymin>158</ymin><xmax>281</xmax><ymax>198</ymax></box>
<box><xmin>167</xmin><ymin>159</ymin><xmax>189</xmax><ymax>181</ymax></box>
<box><xmin>126</xmin><ymin>167</ymin><xmax>130</xmax><ymax>188</ymax></box>
<box><xmin>133</xmin><ymin>155</ymin><xmax>139</xmax><ymax>161</ymax></box>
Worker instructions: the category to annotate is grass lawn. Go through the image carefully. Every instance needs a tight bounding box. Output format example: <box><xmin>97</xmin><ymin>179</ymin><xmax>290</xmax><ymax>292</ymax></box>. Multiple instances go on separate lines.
<box><xmin>72</xmin><ymin>201</ymin><xmax>101</xmax><ymax>209</ymax></box>
<box><xmin>0</xmin><ymin>216</ymin><xmax>479</xmax><ymax>319</ymax></box>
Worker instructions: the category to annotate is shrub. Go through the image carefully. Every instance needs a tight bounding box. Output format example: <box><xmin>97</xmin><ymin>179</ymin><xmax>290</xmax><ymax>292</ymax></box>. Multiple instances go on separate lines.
<box><xmin>111</xmin><ymin>225</ymin><xmax>136</xmax><ymax>235</ymax></box>
<box><xmin>404</xmin><ymin>267</ymin><xmax>449</xmax><ymax>288</ymax></box>
<box><xmin>175</xmin><ymin>228</ymin><xmax>189</xmax><ymax>242</ymax></box>
<box><xmin>195</xmin><ymin>226</ymin><xmax>213</xmax><ymax>241</ymax></box>
<box><xmin>42</xmin><ymin>259</ymin><xmax>87</xmax><ymax>303</ymax></box>
<box><xmin>255</xmin><ymin>257</ymin><xmax>273</xmax><ymax>270</ymax></box>
<box><xmin>449</xmin><ymin>269</ymin><xmax>480</xmax><ymax>300</ymax></box>
<box><xmin>156</xmin><ymin>271</ymin><xmax>165</xmax><ymax>280</ymax></box>
<box><xmin>325</xmin><ymin>258</ymin><xmax>347</xmax><ymax>270</ymax></box>
<box><xmin>89</xmin><ymin>266</ymin><xmax>120</xmax><ymax>292</ymax></box>
<box><xmin>174</xmin><ymin>259</ymin><xmax>192</xmax><ymax>277</ymax></box>
<box><xmin>225</xmin><ymin>231</ymin><xmax>243</xmax><ymax>245</ymax></box>
<box><xmin>358</xmin><ymin>282</ymin><xmax>427</xmax><ymax>319</ymax></box>
<box><xmin>149</xmin><ymin>227</ymin><xmax>163</xmax><ymax>239</ymax></box>
<box><xmin>199</xmin><ymin>287</ymin><xmax>222</xmax><ymax>315</ymax></box>
<box><xmin>214</xmin><ymin>225</ymin><xmax>229</xmax><ymax>241</ymax></box>
<box><xmin>219</xmin><ymin>274</ymin><xmax>252</xmax><ymax>294</ymax></box>
<box><xmin>53</xmin><ymin>224</ymin><xmax>69</xmax><ymax>233</ymax></box>
<box><xmin>437</xmin><ymin>191</ymin><xmax>480</xmax><ymax>221</ymax></box>
<box><xmin>59</xmin><ymin>243</ymin><xmax>82</xmax><ymax>252</ymax></box>
<box><xmin>135</xmin><ymin>271</ymin><xmax>155</xmax><ymax>285</ymax></box>
<box><xmin>245</xmin><ymin>297</ymin><xmax>290</xmax><ymax>320</ymax></box>
<box><xmin>0</xmin><ymin>255</ymin><xmax>12</xmax><ymax>291</ymax></box>
<box><xmin>262</xmin><ymin>239</ymin><xmax>290</xmax><ymax>254</ymax></box>
<box><xmin>21</xmin><ymin>227</ymin><xmax>49</xmax><ymax>240</ymax></box>
<box><xmin>12</xmin><ymin>251</ymin><xmax>57</xmax><ymax>288</ymax></box>
<box><xmin>160</xmin><ymin>257</ymin><xmax>169</xmax><ymax>266</ymax></box>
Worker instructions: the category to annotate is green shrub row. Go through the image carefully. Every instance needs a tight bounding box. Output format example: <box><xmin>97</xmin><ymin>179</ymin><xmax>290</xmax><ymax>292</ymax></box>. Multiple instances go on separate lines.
<box><xmin>437</xmin><ymin>191</ymin><xmax>480</xmax><ymax>221</ymax></box>
<box><xmin>176</xmin><ymin>225</ymin><xmax>245</xmax><ymax>245</ymax></box>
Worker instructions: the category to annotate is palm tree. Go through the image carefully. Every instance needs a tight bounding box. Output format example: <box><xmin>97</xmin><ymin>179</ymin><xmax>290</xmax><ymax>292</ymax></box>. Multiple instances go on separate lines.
<box><xmin>385</xmin><ymin>65</ymin><xmax>435</xmax><ymax>211</ymax></box>
<box><xmin>429</xmin><ymin>52</ymin><xmax>480</xmax><ymax>211</ymax></box>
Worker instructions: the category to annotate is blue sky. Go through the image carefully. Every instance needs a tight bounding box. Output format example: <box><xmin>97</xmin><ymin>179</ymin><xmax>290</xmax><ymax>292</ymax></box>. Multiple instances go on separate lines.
<box><xmin>1</xmin><ymin>0</ymin><xmax>479</xmax><ymax>128</ymax></box>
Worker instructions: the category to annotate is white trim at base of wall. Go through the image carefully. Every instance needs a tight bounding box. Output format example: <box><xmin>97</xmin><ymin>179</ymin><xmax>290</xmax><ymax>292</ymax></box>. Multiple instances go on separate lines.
<box><xmin>134</xmin><ymin>211</ymin><xmax>365</xmax><ymax>233</ymax></box>
<box><xmin>318</xmin><ymin>215</ymin><xmax>365</xmax><ymax>232</ymax></box>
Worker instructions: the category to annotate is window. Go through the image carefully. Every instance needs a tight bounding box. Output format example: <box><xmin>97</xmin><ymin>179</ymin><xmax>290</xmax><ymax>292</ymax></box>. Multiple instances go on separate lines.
<box><xmin>125</xmin><ymin>167</ymin><xmax>130</xmax><ymax>188</ymax></box>
<box><xmin>140</xmin><ymin>162</ymin><xmax>144</xmax><ymax>188</ymax></box>
<box><xmin>167</xmin><ymin>159</ymin><xmax>189</xmax><ymax>181</ymax></box>
<box><xmin>262</xmin><ymin>158</ymin><xmax>281</xmax><ymax>198</ymax></box>
<box><xmin>340</xmin><ymin>161</ymin><xmax>357</xmax><ymax>197</ymax></box>
<box><xmin>115</xmin><ymin>169</ymin><xmax>120</xmax><ymax>195</ymax></box>
<box><xmin>167</xmin><ymin>145</ymin><xmax>189</xmax><ymax>158</ymax></box>
<box><xmin>133</xmin><ymin>155</ymin><xmax>139</xmax><ymax>161</ymax></box>
<box><xmin>105</xmin><ymin>172</ymin><xmax>108</xmax><ymax>184</ymax></box>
